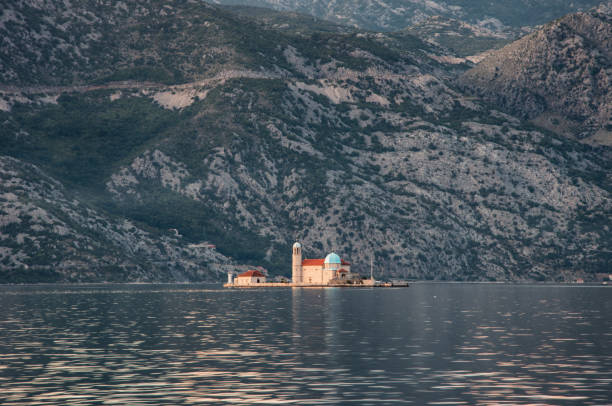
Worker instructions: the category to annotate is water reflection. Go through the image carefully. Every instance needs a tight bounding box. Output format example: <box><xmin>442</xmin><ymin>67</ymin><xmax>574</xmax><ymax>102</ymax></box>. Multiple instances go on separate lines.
<box><xmin>0</xmin><ymin>284</ymin><xmax>611</xmax><ymax>404</ymax></box>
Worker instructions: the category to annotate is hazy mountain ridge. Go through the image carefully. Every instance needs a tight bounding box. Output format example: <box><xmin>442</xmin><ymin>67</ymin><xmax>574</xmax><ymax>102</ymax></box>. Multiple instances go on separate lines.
<box><xmin>0</xmin><ymin>0</ymin><xmax>610</xmax><ymax>282</ymax></box>
<box><xmin>208</xmin><ymin>0</ymin><xmax>605</xmax><ymax>32</ymax></box>
<box><xmin>460</xmin><ymin>3</ymin><xmax>612</xmax><ymax>145</ymax></box>
<box><xmin>217</xmin><ymin>4</ymin><xmax>357</xmax><ymax>35</ymax></box>
<box><xmin>405</xmin><ymin>16</ymin><xmax>512</xmax><ymax>58</ymax></box>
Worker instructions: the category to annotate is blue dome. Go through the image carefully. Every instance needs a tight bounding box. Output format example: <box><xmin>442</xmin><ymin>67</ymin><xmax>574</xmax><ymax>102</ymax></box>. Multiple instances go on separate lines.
<box><xmin>293</xmin><ymin>242</ymin><xmax>302</xmax><ymax>249</ymax></box>
<box><xmin>324</xmin><ymin>253</ymin><xmax>341</xmax><ymax>264</ymax></box>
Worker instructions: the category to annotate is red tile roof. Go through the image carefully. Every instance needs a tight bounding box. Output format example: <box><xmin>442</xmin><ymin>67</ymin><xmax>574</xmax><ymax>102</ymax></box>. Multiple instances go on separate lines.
<box><xmin>238</xmin><ymin>270</ymin><xmax>265</xmax><ymax>278</ymax></box>
<box><xmin>302</xmin><ymin>258</ymin><xmax>324</xmax><ymax>266</ymax></box>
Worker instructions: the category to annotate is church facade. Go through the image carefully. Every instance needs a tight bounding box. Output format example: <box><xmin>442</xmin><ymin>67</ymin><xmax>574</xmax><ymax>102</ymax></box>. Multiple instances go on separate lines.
<box><xmin>292</xmin><ymin>242</ymin><xmax>351</xmax><ymax>285</ymax></box>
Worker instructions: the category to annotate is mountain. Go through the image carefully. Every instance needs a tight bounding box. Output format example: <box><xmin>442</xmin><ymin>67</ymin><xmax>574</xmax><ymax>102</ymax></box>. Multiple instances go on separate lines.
<box><xmin>1</xmin><ymin>1</ymin><xmax>610</xmax><ymax>282</ymax></box>
<box><xmin>218</xmin><ymin>7</ymin><xmax>507</xmax><ymax>60</ymax></box>
<box><xmin>208</xmin><ymin>0</ymin><xmax>605</xmax><ymax>32</ymax></box>
<box><xmin>0</xmin><ymin>155</ymin><xmax>233</xmax><ymax>283</ymax></box>
<box><xmin>0</xmin><ymin>0</ymin><xmax>298</xmax><ymax>87</ymax></box>
<box><xmin>460</xmin><ymin>3</ymin><xmax>612</xmax><ymax>146</ymax></box>
<box><xmin>405</xmin><ymin>16</ymin><xmax>512</xmax><ymax>59</ymax></box>
<box><xmin>218</xmin><ymin>5</ymin><xmax>357</xmax><ymax>35</ymax></box>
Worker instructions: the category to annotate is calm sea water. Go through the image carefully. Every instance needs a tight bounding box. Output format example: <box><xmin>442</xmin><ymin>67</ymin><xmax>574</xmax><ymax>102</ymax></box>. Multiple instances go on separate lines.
<box><xmin>1</xmin><ymin>283</ymin><xmax>611</xmax><ymax>405</ymax></box>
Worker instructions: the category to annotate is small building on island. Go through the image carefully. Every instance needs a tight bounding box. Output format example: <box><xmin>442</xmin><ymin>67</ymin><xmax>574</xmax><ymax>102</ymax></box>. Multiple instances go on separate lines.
<box><xmin>234</xmin><ymin>269</ymin><xmax>266</xmax><ymax>286</ymax></box>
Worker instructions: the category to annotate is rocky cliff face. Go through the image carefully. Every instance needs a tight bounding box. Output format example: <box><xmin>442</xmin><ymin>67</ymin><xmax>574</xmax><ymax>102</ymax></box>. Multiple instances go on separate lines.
<box><xmin>460</xmin><ymin>4</ymin><xmax>612</xmax><ymax>145</ymax></box>
<box><xmin>0</xmin><ymin>0</ymin><xmax>610</xmax><ymax>282</ymax></box>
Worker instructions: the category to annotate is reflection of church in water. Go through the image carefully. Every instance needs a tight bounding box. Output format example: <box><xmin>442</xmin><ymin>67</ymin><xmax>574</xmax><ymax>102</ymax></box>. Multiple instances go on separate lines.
<box><xmin>292</xmin><ymin>242</ymin><xmax>355</xmax><ymax>285</ymax></box>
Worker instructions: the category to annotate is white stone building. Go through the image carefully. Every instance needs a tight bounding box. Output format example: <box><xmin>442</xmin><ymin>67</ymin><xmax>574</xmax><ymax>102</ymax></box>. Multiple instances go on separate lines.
<box><xmin>234</xmin><ymin>269</ymin><xmax>266</xmax><ymax>285</ymax></box>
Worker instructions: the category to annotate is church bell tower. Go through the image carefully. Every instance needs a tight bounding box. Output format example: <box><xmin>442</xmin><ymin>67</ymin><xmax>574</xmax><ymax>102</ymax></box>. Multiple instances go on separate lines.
<box><xmin>292</xmin><ymin>242</ymin><xmax>302</xmax><ymax>284</ymax></box>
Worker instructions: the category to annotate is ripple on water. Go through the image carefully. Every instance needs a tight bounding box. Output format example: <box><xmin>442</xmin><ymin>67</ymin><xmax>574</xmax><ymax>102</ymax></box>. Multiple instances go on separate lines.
<box><xmin>0</xmin><ymin>283</ymin><xmax>611</xmax><ymax>405</ymax></box>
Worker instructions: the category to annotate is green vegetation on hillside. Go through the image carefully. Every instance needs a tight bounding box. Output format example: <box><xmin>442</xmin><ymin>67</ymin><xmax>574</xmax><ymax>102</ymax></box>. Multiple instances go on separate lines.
<box><xmin>3</xmin><ymin>94</ymin><xmax>180</xmax><ymax>187</ymax></box>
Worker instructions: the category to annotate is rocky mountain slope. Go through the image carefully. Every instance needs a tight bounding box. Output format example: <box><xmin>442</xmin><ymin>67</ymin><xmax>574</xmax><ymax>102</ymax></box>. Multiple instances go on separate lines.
<box><xmin>218</xmin><ymin>4</ymin><xmax>357</xmax><ymax>36</ymax></box>
<box><xmin>460</xmin><ymin>3</ymin><xmax>612</xmax><ymax>146</ymax></box>
<box><xmin>0</xmin><ymin>155</ymin><xmax>233</xmax><ymax>282</ymax></box>
<box><xmin>1</xmin><ymin>1</ymin><xmax>610</xmax><ymax>282</ymax></box>
<box><xmin>209</xmin><ymin>0</ymin><xmax>604</xmax><ymax>32</ymax></box>
<box><xmin>405</xmin><ymin>16</ymin><xmax>511</xmax><ymax>59</ymax></box>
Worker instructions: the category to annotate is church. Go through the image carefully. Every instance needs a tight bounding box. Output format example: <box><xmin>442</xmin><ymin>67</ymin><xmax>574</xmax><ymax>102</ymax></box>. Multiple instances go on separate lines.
<box><xmin>292</xmin><ymin>242</ymin><xmax>352</xmax><ymax>285</ymax></box>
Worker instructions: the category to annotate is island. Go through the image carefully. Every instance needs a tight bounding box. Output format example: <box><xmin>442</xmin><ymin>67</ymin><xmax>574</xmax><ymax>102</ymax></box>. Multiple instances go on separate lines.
<box><xmin>224</xmin><ymin>242</ymin><xmax>408</xmax><ymax>288</ymax></box>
